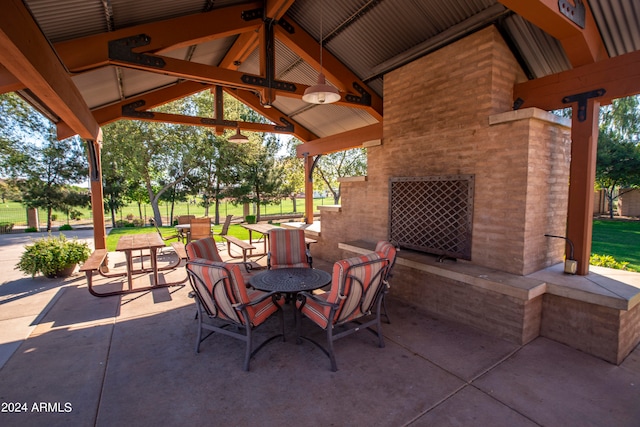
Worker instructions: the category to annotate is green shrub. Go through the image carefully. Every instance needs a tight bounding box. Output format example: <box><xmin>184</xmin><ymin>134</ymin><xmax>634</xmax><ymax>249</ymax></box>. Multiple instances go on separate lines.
<box><xmin>16</xmin><ymin>233</ymin><xmax>90</xmax><ymax>277</ymax></box>
<box><xmin>0</xmin><ymin>222</ymin><xmax>14</xmax><ymax>233</ymax></box>
<box><xmin>590</xmin><ymin>254</ymin><xmax>628</xmax><ymax>270</ymax></box>
<box><xmin>25</xmin><ymin>227</ymin><xmax>38</xmax><ymax>232</ymax></box>
<box><xmin>59</xmin><ymin>224</ymin><xmax>73</xmax><ymax>231</ymax></box>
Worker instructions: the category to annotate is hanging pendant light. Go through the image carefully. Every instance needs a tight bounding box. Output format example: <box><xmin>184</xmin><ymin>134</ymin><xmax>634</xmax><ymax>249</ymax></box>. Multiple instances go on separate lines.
<box><xmin>229</xmin><ymin>95</ymin><xmax>249</xmax><ymax>143</ymax></box>
<box><xmin>302</xmin><ymin>1</ymin><xmax>340</xmax><ymax>104</ymax></box>
<box><xmin>229</xmin><ymin>127</ymin><xmax>249</xmax><ymax>143</ymax></box>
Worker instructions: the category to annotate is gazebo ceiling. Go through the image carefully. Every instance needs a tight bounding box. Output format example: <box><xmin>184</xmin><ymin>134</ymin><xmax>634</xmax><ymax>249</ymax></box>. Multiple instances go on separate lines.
<box><xmin>1</xmin><ymin>0</ymin><xmax>639</xmax><ymax>148</ymax></box>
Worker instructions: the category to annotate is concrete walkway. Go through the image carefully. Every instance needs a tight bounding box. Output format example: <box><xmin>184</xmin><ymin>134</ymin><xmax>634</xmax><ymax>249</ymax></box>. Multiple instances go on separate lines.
<box><xmin>0</xmin><ymin>230</ymin><xmax>639</xmax><ymax>426</ymax></box>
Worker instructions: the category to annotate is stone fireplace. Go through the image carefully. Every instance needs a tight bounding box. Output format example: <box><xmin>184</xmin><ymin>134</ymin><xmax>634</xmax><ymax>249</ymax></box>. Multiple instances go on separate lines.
<box><xmin>308</xmin><ymin>25</ymin><xmax>640</xmax><ymax>364</ymax></box>
<box><xmin>389</xmin><ymin>175</ymin><xmax>474</xmax><ymax>261</ymax></box>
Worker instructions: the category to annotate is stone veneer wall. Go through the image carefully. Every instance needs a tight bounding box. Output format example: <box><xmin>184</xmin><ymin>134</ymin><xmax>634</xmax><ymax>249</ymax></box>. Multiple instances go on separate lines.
<box><xmin>618</xmin><ymin>189</ymin><xmax>640</xmax><ymax>217</ymax></box>
<box><xmin>317</xmin><ymin>26</ymin><xmax>571</xmax><ymax>276</ymax></box>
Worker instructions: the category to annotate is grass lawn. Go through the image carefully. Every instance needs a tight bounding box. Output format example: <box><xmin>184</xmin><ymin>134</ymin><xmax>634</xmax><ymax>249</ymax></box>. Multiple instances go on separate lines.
<box><xmin>105</xmin><ymin>219</ymin><xmax>640</xmax><ymax>272</ymax></box>
<box><xmin>105</xmin><ymin>224</ymin><xmax>252</xmax><ymax>251</ymax></box>
<box><xmin>591</xmin><ymin>219</ymin><xmax>640</xmax><ymax>272</ymax></box>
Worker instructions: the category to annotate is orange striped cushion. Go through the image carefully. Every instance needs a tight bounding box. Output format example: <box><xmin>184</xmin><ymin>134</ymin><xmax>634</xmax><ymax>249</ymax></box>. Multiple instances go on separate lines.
<box><xmin>298</xmin><ymin>252</ymin><xmax>386</xmax><ymax>329</ymax></box>
<box><xmin>187</xmin><ymin>259</ymin><xmax>281</xmax><ymax>326</ymax></box>
<box><xmin>268</xmin><ymin>229</ymin><xmax>310</xmax><ymax>269</ymax></box>
<box><xmin>186</xmin><ymin>237</ymin><xmax>222</xmax><ymax>261</ymax></box>
<box><xmin>375</xmin><ymin>241</ymin><xmax>397</xmax><ymax>271</ymax></box>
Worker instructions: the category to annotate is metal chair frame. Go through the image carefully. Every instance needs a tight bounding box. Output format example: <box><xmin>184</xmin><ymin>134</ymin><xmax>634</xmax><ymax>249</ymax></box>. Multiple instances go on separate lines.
<box><xmin>186</xmin><ymin>259</ymin><xmax>284</xmax><ymax>371</ymax></box>
<box><xmin>296</xmin><ymin>256</ymin><xmax>390</xmax><ymax>371</ymax></box>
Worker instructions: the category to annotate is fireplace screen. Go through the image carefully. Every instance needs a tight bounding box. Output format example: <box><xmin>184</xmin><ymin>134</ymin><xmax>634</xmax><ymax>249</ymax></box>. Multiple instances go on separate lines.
<box><xmin>389</xmin><ymin>175</ymin><xmax>474</xmax><ymax>260</ymax></box>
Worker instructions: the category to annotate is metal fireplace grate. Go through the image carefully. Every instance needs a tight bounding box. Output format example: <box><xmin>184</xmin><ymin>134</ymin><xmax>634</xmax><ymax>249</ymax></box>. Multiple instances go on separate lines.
<box><xmin>389</xmin><ymin>175</ymin><xmax>474</xmax><ymax>260</ymax></box>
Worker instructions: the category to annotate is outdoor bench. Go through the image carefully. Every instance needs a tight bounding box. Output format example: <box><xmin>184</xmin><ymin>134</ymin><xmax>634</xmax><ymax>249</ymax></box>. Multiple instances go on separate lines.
<box><xmin>80</xmin><ymin>249</ymin><xmax>109</xmax><ymax>296</ymax></box>
<box><xmin>170</xmin><ymin>242</ymin><xmax>187</xmax><ymax>260</ymax></box>
<box><xmin>222</xmin><ymin>236</ymin><xmax>256</xmax><ymax>263</ymax></box>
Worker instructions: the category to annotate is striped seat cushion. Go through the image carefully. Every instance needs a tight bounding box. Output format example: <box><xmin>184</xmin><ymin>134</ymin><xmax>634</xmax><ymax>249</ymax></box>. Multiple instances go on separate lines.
<box><xmin>186</xmin><ymin>237</ymin><xmax>222</xmax><ymax>261</ymax></box>
<box><xmin>187</xmin><ymin>259</ymin><xmax>281</xmax><ymax>326</ymax></box>
<box><xmin>268</xmin><ymin>229</ymin><xmax>310</xmax><ymax>269</ymax></box>
<box><xmin>297</xmin><ymin>252</ymin><xmax>387</xmax><ymax>329</ymax></box>
<box><xmin>375</xmin><ymin>241</ymin><xmax>397</xmax><ymax>274</ymax></box>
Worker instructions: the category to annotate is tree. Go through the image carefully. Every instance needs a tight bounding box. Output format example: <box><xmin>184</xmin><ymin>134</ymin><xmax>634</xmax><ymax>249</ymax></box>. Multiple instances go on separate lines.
<box><xmin>226</xmin><ymin>135</ymin><xmax>287</xmax><ymax>222</ymax></box>
<box><xmin>102</xmin><ymin>119</ymin><xmax>203</xmax><ymax>226</ymax></box>
<box><xmin>0</xmin><ymin>93</ymin><xmax>89</xmax><ymax>231</ymax></box>
<box><xmin>596</xmin><ymin>95</ymin><xmax>640</xmax><ymax>218</ymax></box>
<box><xmin>315</xmin><ymin>148</ymin><xmax>367</xmax><ymax>204</ymax></box>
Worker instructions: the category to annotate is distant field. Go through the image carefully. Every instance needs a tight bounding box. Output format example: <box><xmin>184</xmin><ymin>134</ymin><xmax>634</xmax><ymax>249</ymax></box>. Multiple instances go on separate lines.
<box><xmin>0</xmin><ymin>197</ymin><xmax>333</xmax><ymax>227</ymax></box>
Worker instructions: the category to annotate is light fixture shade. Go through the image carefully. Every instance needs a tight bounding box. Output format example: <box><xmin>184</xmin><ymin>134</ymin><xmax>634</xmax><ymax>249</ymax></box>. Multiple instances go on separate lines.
<box><xmin>302</xmin><ymin>73</ymin><xmax>340</xmax><ymax>104</ymax></box>
<box><xmin>229</xmin><ymin>127</ymin><xmax>249</xmax><ymax>143</ymax></box>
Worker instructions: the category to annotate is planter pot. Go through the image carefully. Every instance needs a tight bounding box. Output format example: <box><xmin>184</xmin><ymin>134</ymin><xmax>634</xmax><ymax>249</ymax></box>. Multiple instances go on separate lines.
<box><xmin>45</xmin><ymin>264</ymin><xmax>77</xmax><ymax>278</ymax></box>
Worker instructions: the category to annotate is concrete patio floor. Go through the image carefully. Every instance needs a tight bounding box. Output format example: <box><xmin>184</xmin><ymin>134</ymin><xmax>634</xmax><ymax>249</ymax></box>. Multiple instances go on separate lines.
<box><xmin>1</xmin><ymin>230</ymin><xmax>639</xmax><ymax>426</ymax></box>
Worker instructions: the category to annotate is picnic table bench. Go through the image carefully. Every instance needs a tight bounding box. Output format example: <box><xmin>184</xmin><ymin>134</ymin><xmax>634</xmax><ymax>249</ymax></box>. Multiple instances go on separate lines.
<box><xmin>223</xmin><ymin>235</ymin><xmax>256</xmax><ymax>263</ymax></box>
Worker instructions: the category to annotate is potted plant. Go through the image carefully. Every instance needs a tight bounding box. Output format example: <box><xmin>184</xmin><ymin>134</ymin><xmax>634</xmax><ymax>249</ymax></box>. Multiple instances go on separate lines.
<box><xmin>16</xmin><ymin>233</ymin><xmax>91</xmax><ymax>278</ymax></box>
<box><xmin>245</xmin><ymin>215</ymin><xmax>256</xmax><ymax>224</ymax></box>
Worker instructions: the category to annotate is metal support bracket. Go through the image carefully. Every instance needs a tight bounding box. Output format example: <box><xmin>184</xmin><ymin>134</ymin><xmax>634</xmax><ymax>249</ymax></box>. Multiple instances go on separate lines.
<box><xmin>109</xmin><ymin>34</ymin><xmax>166</xmax><ymax>68</ymax></box>
<box><xmin>562</xmin><ymin>88</ymin><xmax>606</xmax><ymax>122</ymax></box>
<box><xmin>558</xmin><ymin>0</ymin><xmax>585</xmax><ymax>29</ymax></box>
<box><xmin>277</xmin><ymin>18</ymin><xmax>295</xmax><ymax>35</ymax></box>
<box><xmin>242</xmin><ymin>19</ymin><xmax>297</xmax><ymax>96</ymax></box>
<box><xmin>122</xmin><ymin>100</ymin><xmax>155</xmax><ymax>119</ymax></box>
<box><xmin>241</xmin><ymin>8</ymin><xmax>263</xmax><ymax>21</ymax></box>
<box><xmin>304</xmin><ymin>153</ymin><xmax>322</xmax><ymax>182</ymax></box>
<box><xmin>345</xmin><ymin>82</ymin><xmax>372</xmax><ymax>106</ymax></box>
<box><xmin>274</xmin><ymin>117</ymin><xmax>294</xmax><ymax>133</ymax></box>
<box><xmin>86</xmin><ymin>140</ymin><xmax>100</xmax><ymax>181</ymax></box>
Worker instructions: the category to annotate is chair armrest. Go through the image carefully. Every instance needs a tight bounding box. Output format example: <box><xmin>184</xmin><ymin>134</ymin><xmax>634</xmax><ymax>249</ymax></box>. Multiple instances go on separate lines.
<box><xmin>296</xmin><ymin>291</ymin><xmax>339</xmax><ymax>309</ymax></box>
<box><xmin>234</xmin><ymin>291</ymin><xmax>282</xmax><ymax>310</ymax></box>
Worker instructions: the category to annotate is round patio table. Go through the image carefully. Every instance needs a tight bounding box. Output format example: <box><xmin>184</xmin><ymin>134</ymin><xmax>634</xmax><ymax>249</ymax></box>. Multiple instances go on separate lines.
<box><xmin>250</xmin><ymin>268</ymin><xmax>331</xmax><ymax>295</ymax></box>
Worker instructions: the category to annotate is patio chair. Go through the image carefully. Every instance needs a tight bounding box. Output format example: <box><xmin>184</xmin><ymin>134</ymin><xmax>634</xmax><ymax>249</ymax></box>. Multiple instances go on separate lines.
<box><xmin>185</xmin><ymin>259</ymin><xmax>285</xmax><ymax>371</ymax></box>
<box><xmin>150</xmin><ymin>218</ymin><xmax>182</xmax><ymax>246</ymax></box>
<box><xmin>176</xmin><ymin>214</ymin><xmax>195</xmax><ymax>241</ymax></box>
<box><xmin>267</xmin><ymin>228</ymin><xmax>312</xmax><ymax>269</ymax></box>
<box><xmin>375</xmin><ymin>240</ymin><xmax>398</xmax><ymax>323</ymax></box>
<box><xmin>295</xmin><ymin>252</ymin><xmax>390</xmax><ymax>371</ymax></box>
<box><xmin>186</xmin><ymin>237</ymin><xmax>253</xmax><ymax>276</ymax></box>
<box><xmin>188</xmin><ymin>217</ymin><xmax>213</xmax><ymax>242</ymax></box>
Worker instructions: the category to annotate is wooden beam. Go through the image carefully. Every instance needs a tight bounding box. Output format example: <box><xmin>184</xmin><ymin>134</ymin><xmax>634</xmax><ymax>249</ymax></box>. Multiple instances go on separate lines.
<box><xmin>513</xmin><ymin>50</ymin><xmax>640</xmax><ymax>111</ymax></box>
<box><xmin>219</xmin><ymin>0</ymin><xmax>294</xmax><ymax>70</ymax></box>
<box><xmin>276</xmin><ymin>18</ymin><xmax>384</xmax><ymax>121</ymax></box>
<box><xmin>54</xmin><ymin>2</ymin><xmax>263</xmax><ymax>73</ymax></box>
<box><xmin>225</xmin><ymin>88</ymin><xmax>318</xmax><ymax>142</ymax></box>
<box><xmin>296</xmin><ymin>123</ymin><xmax>382</xmax><ymax>157</ymax></box>
<box><xmin>0</xmin><ymin>0</ymin><xmax>99</xmax><ymax>139</ymax></box>
<box><xmin>498</xmin><ymin>0</ymin><xmax>608</xmax><ymax>66</ymax></box>
<box><xmin>0</xmin><ymin>64</ymin><xmax>25</xmax><ymax>94</ymax></box>
<box><xmin>56</xmin><ymin>81</ymin><xmax>210</xmax><ymax>139</ymax></box>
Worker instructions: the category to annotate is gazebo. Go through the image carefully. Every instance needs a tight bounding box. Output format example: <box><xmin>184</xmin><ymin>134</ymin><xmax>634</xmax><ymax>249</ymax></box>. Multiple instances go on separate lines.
<box><xmin>1</xmin><ymin>0</ymin><xmax>639</xmax><ymax>363</ymax></box>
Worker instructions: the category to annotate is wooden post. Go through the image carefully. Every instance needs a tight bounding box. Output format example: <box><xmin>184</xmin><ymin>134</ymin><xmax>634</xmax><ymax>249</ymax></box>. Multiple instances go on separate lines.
<box><xmin>87</xmin><ymin>131</ymin><xmax>107</xmax><ymax>250</ymax></box>
<box><xmin>304</xmin><ymin>154</ymin><xmax>314</xmax><ymax>224</ymax></box>
<box><xmin>566</xmin><ymin>99</ymin><xmax>600</xmax><ymax>275</ymax></box>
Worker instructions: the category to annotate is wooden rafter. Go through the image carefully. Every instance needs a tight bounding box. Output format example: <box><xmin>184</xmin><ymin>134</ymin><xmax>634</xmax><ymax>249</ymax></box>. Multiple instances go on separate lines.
<box><xmin>224</xmin><ymin>88</ymin><xmax>318</xmax><ymax>142</ymax></box>
<box><xmin>514</xmin><ymin>49</ymin><xmax>640</xmax><ymax>111</ymax></box>
<box><xmin>498</xmin><ymin>0</ymin><xmax>608</xmax><ymax>67</ymax></box>
<box><xmin>0</xmin><ymin>0</ymin><xmax>99</xmax><ymax>139</ymax></box>
<box><xmin>53</xmin><ymin>2</ymin><xmax>263</xmax><ymax>73</ymax></box>
<box><xmin>296</xmin><ymin>123</ymin><xmax>382</xmax><ymax>157</ymax></box>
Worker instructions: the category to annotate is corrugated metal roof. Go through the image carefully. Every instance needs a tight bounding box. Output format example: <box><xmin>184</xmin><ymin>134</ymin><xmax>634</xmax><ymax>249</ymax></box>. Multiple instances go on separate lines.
<box><xmin>15</xmin><ymin>0</ymin><xmax>640</xmax><ymax>141</ymax></box>
<box><xmin>589</xmin><ymin>0</ymin><xmax>640</xmax><ymax>57</ymax></box>
<box><xmin>25</xmin><ymin>0</ymin><xmax>109</xmax><ymax>43</ymax></box>
<box><xmin>503</xmin><ymin>15</ymin><xmax>572</xmax><ymax>78</ymax></box>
